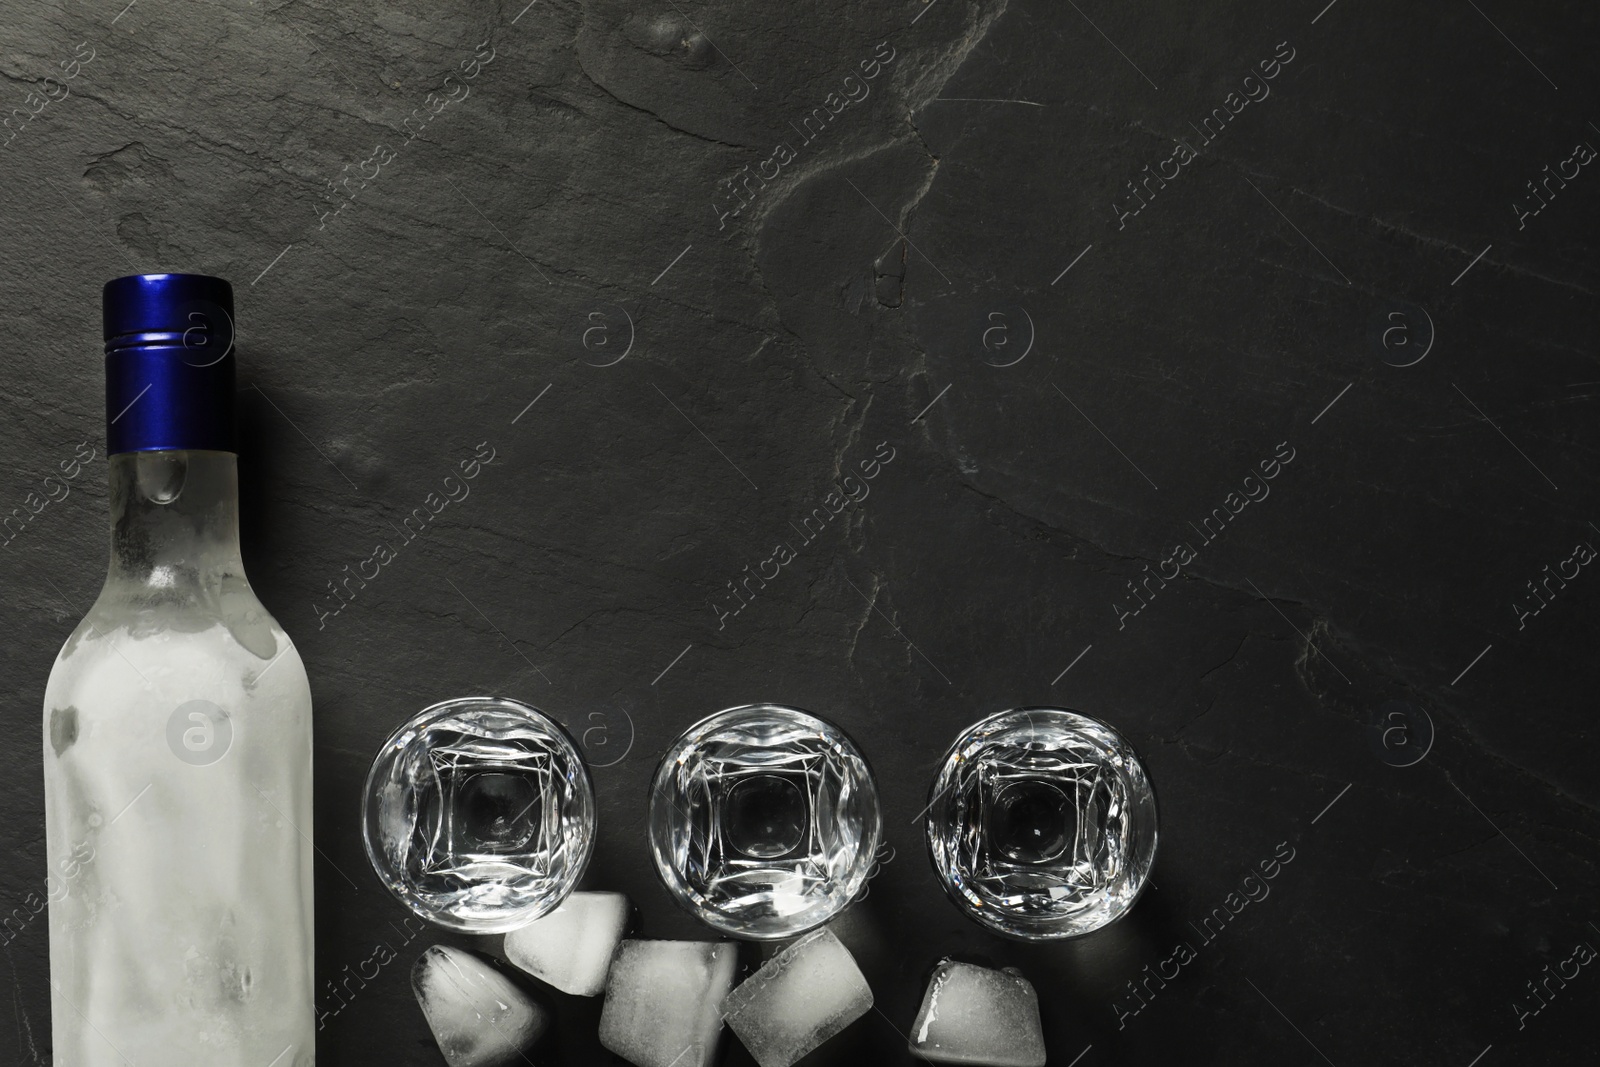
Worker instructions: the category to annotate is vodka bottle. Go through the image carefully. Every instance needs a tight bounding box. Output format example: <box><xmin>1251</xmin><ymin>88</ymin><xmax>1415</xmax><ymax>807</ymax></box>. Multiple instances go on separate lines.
<box><xmin>43</xmin><ymin>274</ymin><xmax>315</xmax><ymax>1065</ymax></box>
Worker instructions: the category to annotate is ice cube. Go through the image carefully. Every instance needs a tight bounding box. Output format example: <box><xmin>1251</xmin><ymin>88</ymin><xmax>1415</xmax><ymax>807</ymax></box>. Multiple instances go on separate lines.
<box><xmin>599</xmin><ymin>939</ymin><xmax>737</xmax><ymax>1067</ymax></box>
<box><xmin>907</xmin><ymin>959</ymin><xmax>1045</xmax><ymax>1066</ymax></box>
<box><xmin>722</xmin><ymin>927</ymin><xmax>873</xmax><ymax>1067</ymax></box>
<box><xmin>412</xmin><ymin>945</ymin><xmax>547</xmax><ymax>1067</ymax></box>
<box><xmin>504</xmin><ymin>890</ymin><xmax>629</xmax><ymax>996</ymax></box>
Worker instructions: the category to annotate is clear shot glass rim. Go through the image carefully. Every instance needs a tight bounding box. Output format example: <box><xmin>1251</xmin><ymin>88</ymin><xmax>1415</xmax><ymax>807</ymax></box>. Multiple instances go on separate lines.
<box><xmin>646</xmin><ymin>701</ymin><xmax>884</xmax><ymax>941</ymax></box>
<box><xmin>360</xmin><ymin>694</ymin><xmax>598</xmax><ymax>933</ymax></box>
<box><xmin>923</xmin><ymin>704</ymin><xmax>1159</xmax><ymax>941</ymax></box>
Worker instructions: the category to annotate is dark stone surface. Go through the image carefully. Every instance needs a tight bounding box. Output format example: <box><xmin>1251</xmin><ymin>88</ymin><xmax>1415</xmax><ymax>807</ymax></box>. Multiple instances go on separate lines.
<box><xmin>2</xmin><ymin>0</ymin><xmax>1597</xmax><ymax>1063</ymax></box>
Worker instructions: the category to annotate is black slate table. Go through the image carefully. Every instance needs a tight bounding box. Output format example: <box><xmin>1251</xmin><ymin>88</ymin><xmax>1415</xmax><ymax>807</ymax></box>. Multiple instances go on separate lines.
<box><xmin>2</xmin><ymin>0</ymin><xmax>1595</xmax><ymax>1063</ymax></box>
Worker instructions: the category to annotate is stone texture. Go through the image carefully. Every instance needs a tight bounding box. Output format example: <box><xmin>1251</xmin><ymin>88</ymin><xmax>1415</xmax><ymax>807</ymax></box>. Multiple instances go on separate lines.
<box><xmin>1</xmin><ymin>0</ymin><xmax>1596</xmax><ymax>1064</ymax></box>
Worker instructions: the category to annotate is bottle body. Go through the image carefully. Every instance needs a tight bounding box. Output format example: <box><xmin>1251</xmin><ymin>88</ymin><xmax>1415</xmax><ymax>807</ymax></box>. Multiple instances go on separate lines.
<box><xmin>43</xmin><ymin>450</ymin><xmax>314</xmax><ymax>1065</ymax></box>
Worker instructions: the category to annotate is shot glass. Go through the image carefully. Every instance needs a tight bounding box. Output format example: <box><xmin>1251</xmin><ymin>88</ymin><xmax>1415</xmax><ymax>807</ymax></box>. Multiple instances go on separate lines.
<box><xmin>648</xmin><ymin>703</ymin><xmax>881</xmax><ymax>940</ymax></box>
<box><xmin>362</xmin><ymin>696</ymin><xmax>596</xmax><ymax>933</ymax></box>
<box><xmin>925</xmin><ymin>706</ymin><xmax>1157</xmax><ymax>940</ymax></box>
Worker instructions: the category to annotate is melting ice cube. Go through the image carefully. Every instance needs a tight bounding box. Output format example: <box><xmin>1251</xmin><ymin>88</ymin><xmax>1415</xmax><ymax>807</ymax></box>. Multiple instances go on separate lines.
<box><xmin>504</xmin><ymin>890</ymin><xmax>629</xmax><ymax>996</ymax></box>
<box><xmin>599</xmin><ymin>939</ymin><xmax>737</xmax><ymax>1067</ymax></box>
<box><xmin>412</xmin><ymin>945</ymin><xmax>547</xmax><ymax>1067</ymax></box>
<box><xmin>907</xmin><ymin>959</ymin><xmax>1045</xmax><ymax>1066</ymax></box>
<box><xmin>722</xmin><ymin>926</ymin><xmax>873</xmax><ymax>1067</ymax></box>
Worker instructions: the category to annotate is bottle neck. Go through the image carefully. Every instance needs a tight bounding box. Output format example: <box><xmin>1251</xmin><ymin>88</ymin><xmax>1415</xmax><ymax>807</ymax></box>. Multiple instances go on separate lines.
<box><xmin>105</xmin><ymin>450</ymin><xmax>245</xmax><ymax>595</ymax></box>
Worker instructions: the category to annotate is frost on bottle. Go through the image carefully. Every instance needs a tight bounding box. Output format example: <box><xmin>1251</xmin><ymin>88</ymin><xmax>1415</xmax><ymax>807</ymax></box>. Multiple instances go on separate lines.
<box><xmin>43</xmin><ymin>274</ymin><xmax>314</xmax><ymax>1065</ymax></box>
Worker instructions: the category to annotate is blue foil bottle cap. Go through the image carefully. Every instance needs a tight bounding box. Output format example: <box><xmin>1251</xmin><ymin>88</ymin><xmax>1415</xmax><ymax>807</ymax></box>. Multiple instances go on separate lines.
<box><xmin>103</xmin><ymin>273</ymin><xmax>237</xmax><ymax>455</ymax></box>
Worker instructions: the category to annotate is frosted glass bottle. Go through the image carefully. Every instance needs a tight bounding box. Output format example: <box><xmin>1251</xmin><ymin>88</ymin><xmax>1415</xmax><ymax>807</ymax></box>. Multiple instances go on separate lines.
<box><xmin>42</xmin><ymin>274</ymin><xmax>314</xmax><ymax>1065</ymax></box>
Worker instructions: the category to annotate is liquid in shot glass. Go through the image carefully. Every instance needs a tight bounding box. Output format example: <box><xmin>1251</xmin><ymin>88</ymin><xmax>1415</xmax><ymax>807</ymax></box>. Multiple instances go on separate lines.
<box><xmin>925</xmin><ymin>706</ymin><xmax>1157</xmax><ymax>940</ymax></box>
<box><xmin>363</xmin><ymin>696</ymin><xmax>596</xmax><ymax>933</ymax></box>
<box><xmin>648</xmin><ymin>703</ymin><xmax>881</xmax><ymax>940</ymax></box>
